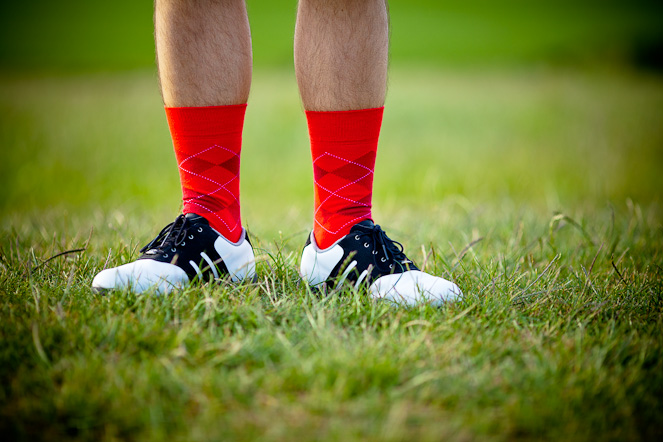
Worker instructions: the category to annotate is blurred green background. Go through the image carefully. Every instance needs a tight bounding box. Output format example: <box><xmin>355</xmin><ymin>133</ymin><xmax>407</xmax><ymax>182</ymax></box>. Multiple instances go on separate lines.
<box><xmin>1</xmin><ymin>0</ymin><xmax>662</xmax><ymax>238</ymax></box>
<box><xmin>1</xmin><ymin>0</ymin><xmax>662</xmax><ymax>71</ymax></box>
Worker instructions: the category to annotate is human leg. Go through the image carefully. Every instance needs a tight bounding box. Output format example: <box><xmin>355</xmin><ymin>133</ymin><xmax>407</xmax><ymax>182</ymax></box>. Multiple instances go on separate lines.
<box><xmin>157</xmin><ymin>0</ymin><xmax>251</xmax><ymax>241</ymax></box>
<box><xmin>295</xmin><ymin>0</ymin><xmax>388</xmax><ymax>249</ymax></box>
<box><xmin>295</xmin><ymin>0</ymin><xmax>462</xmax><ymax>305</ymax></box>
<box><xmin>294</xmin><ymin>0</ymin><xmax>388</xmax><ymax>112</ymax></box>
<box><xmin>156</xmin><ymin>0</ymin><xmax>252</xmax><ymax>107</ymax></box>
<box><xmin>93</xmin><ymin>0</ymin><xmax>255</xmax><ymax>294</ymax></box>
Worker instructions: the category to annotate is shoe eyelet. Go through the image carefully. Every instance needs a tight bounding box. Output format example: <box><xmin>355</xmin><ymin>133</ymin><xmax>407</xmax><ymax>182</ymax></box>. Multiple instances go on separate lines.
<box><xmin>364</xmin><ymin>242</ymin><xmax>370</xmax><ymax>248</ymax></box>
<box><xmin>197</xmin><ymin>227</ymin><xmax>203</xmax><ymax>233</ymax></box>
<box><xmin>188</xmin><ymin>234</ymin><xmax>194</xmax><ymax>239</ymax></box>
<box><xmin>381</xmin><ymin>257</ymin><xmax>387</xmax><ymax>262</ymax></box>
<box><xmin>355</xmin><ymin>235</ymin><xmax>360</xmax><ymax>241</ymax></box>
<box><xmin>181</xmin><ymin>242</ymin><xmax>185</xmax><ymax>246</ymax></box>
<box><xmin>171</xmin><ymin>247</ymin><xmax>176</xmax><ymax>252</ymax></box>
<box><xmin>372</xmin><ymin>250</ymin><xmax>378</xmax><ymax>255</ymax></box>
<box><xmin>163</xmin><ymin>254</ymin><xmax>169</xmax><ymax>259</ymax></box>
<box><xmin>389</xmin><ymin>264</ymin><xmax>393</xmax><ymax>269</ymax></box>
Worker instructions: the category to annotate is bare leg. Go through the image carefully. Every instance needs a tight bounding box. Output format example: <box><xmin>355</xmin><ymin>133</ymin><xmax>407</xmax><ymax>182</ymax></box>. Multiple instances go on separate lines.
<box><xmin>294</xmin><ymin>0</ymin><xmax>389</xmax><ymax>111</ymax></box>
<box><xmin>155</xmin><ymin>0</ymin><xmax>252</xmax><ymax>107</ymax></box>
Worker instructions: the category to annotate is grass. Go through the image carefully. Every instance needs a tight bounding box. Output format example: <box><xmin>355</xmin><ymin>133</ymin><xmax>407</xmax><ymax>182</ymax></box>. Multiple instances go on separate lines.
<box><xmin>1</xmin><ymin>202</ymin><xmax>662</xmax><ymax>441</ymax></box>
<box><xmin>1</xmin><ymin>204</ymin><xmax>662</xmax><ymax>441</ymax></box>
<box><xmin>1</xmin><ymin>66</ymin><xmax>662</xmax><ymax>441</ymax></box>
<box><xmin>1</xmin><ymin>2</ymin><xmax>663</xmax><ymax>439</ymax></box>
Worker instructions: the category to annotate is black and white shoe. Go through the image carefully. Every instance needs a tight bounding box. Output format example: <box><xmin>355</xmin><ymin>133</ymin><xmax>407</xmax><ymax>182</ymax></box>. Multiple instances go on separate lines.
<box><xmin>300</xmin><ymin>220</ymin><xmax>462</xmax><ymax>306</ymax></box>
<box><xmin>92</xmin><ymin>213</ymin><xmax>256</xmax><ymax>294</ymax></box>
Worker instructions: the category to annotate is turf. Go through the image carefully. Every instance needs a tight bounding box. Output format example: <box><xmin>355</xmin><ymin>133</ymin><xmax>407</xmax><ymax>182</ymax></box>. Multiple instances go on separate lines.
<box><xmin>1</xmin><ymin>1</ymin><xmax>663</xmax><ymax>440</ymax></box>
<box><xmin>1</xmin><ymin>66</ymin><xmax>662</xmax><ymax>441</ymax></box>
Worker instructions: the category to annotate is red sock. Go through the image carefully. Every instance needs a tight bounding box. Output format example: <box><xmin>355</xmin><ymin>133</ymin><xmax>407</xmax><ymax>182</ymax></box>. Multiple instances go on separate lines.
<box><xmin>165</xmin><ymin>104</ymin><xmax>246</xmax><ymax>243</ymax></box>
<box><xmin>306</xmin><ymin>107</ymin><xmax>383</xmax><ymax>249</ymax></box>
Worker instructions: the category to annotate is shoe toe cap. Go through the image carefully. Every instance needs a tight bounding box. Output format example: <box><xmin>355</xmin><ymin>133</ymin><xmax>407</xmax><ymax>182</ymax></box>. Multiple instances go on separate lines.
<box><xmin>370</xmin><ymin>270</ymin><xmax>462</xmax><ymax>306</ymax></box>
<box><xmin>92</xmin><ymin>260</ymin><xmax>189</xmax><ymax>294</ymax></box>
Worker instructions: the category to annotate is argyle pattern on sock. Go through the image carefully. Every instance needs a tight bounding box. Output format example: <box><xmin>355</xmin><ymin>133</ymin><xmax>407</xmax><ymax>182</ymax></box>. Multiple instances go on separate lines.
<box><xmin>165</xmin><ymin>104</ymin><xmax>246</xmax><ymax>243</ymax></box>
<box><xmin>306</xmin><ymin>107</ymin><xmax>383</xmax><ymax>249</ymax></box>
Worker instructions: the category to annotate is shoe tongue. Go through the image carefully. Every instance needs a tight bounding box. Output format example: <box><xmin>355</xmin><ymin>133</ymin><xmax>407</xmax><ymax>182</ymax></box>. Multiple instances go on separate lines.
<box><xmin>353</xmin><ymin>219</ymin><xmax>375</xmax><ymax>230</ymax></box>
<box><xmin>184</xmin><ymin>213</ymin><xmax>209</xmax><ymax>225</ymax></box>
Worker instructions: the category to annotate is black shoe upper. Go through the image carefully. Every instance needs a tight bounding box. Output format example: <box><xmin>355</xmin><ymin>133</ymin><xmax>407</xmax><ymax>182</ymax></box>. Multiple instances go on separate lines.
<box><xmin>308</xmin><ymin>220</ymin><xmax>419</xmax><ymax>287</ymax></box>
<box><xmin>138</xmin><ymin>213</ymin><xmax>231</xmax><ymax>280</ymax></box>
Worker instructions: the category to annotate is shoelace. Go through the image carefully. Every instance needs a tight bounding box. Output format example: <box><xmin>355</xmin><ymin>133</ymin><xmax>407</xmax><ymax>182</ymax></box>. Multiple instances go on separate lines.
<box><xmin>140</xmin><ymin>214</ymin><xmax>191</xmax><ymax>254</ymax></box>
<box><xmin>358</xmin><ymin>223</ymin><xmax>413</xmax><ymax>270</ymax></box>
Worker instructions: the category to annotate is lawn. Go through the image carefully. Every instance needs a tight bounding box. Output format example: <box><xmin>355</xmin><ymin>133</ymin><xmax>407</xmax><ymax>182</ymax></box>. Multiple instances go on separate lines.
<box><xmin>1</xmin><ymin>1</ymin><xmax>663</xmax><ymax>441</ymax></box>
